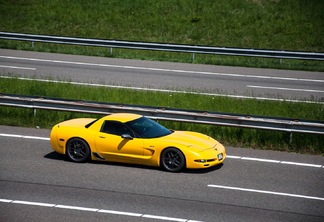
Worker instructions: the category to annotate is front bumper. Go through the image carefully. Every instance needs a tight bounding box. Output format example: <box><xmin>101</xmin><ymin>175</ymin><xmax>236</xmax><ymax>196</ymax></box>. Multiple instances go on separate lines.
<box><xmin>187</xmin><ymin>151</ymin><xmax>226</xmax><ymax>169</ymax></box>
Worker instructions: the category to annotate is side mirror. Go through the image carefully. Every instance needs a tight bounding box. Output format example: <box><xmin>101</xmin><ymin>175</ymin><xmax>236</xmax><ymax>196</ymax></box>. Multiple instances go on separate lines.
<box><xmin>121</xmin><ymin>134</ymin><xmax>133</xmax><ymax>140</ymax></box>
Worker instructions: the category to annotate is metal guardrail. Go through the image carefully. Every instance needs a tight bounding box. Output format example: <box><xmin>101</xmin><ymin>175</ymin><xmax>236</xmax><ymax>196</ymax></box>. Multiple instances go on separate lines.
<box><xmin>1</xmin><ymin>94</ymin><xmax>323</xmax><ymax>135</ymax></box>
<box><xmin>1</xmin><ymin>32</ymin><xmax>324</xmax><ymax>61</ymax></box>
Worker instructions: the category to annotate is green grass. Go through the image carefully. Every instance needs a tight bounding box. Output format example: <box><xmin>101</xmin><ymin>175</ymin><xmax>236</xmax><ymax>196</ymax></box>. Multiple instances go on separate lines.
<box><xmin>0</xmin><ymin>0</ymin><xmax>323</xmax><ymax>70</ymax></box>
<box><xmin>1</xmin><ymin>77</ymin><xmax>323</xmax><ymax>154</ymax></box>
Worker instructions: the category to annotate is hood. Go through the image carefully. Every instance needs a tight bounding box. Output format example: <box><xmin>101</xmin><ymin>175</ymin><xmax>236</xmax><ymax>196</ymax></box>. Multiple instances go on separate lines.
<box><xmin>161</xmin><ymin>131</ymin><xmax>217</xmax><ymax>151</ymax></box>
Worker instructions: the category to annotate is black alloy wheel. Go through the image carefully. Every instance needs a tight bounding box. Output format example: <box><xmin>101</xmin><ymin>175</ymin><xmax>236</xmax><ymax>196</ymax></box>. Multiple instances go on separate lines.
<box><xmin>66</xmin><ymin>138</ymin><xmax>90</xmax><ymax>163</ymax></box>
<box><xmin>161</xmin><ymin>148</ymin><xmax>185</xmax><ymax>172</ymax></box>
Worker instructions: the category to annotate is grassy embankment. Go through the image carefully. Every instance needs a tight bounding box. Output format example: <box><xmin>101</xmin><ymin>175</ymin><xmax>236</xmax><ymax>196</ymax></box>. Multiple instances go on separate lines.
<box><xmin>0</xmin><ymin>1</ymin><xmax>323</xmax><ymax>153</ymax></box>
<box><xmin>0</xmin><ymin>0</ymin><xmax>323</xmax><ymax>70</ymax></box>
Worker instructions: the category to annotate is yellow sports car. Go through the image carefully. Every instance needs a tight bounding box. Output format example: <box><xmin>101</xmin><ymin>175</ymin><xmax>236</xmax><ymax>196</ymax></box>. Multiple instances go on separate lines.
<box><xmin>50</xmin><ymin>113</ymin><xmax>226</xmax><ymax>172</ymax></box>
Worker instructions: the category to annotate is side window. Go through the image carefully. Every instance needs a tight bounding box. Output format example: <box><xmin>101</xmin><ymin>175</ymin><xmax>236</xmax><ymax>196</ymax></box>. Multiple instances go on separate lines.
<box><xmin>101</xmin><ymin>121</ymin><xmax>133</xmax><ymax>136</ymax></box>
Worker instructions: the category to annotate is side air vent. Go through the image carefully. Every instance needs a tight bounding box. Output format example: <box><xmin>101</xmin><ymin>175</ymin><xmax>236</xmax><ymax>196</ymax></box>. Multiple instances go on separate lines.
<box><xmin>93</xmin><ymin>152</ymin><xmax>105</xmax><ymax>160</ymax></box>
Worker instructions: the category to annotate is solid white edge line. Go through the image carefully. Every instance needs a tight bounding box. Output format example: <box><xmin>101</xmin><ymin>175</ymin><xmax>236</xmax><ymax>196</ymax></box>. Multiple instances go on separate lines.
<box><xmin>207</xmin><ymin>185</ymin><xmax>324</xmax><ymax>201</ymax></box>
<box><xmin>142</xmin><ymin>214</ymin><xmax>187</xmax><ymax>222</ymax></box>
<box><xmin>241</xmin><ymin>157</ymin><xmax>281</xmax><ymax>163</ymax></box>
<box><xmin>187</xmin><ymin>220</ymin><xmax>205</xmax><ymax>222</ymax></box>
<box><xmin>226</xmin><ymin>155</ymin><xmax>241</xmax><ymax>159</ymax></box>
<box><xmin>98</xmin><ymin>209</ymin><xmax>142</xmax><ymax>217</ymax></box>
<box><xmin>0</xmin><ymin>133</ymin><xmax>49</xmax><ymax>141</ymax></box>
<box><xmin>55</xmin><ymin>204</ymin><xmax>98</xmax><ymax>212</ymax></box>
<box><xmin>0</xmin><ymin>199</ymin><xmax>13</xmax><ymax>203</ymax></box>
<box><xmin>280</xmin><ymin>161</ymin><xmax>322</xmax><ymax>168</ymax></box>
<box><xmin>23</xmin><ymin>135</ymin><xmax>50</xmax><ymax>141</ymax></box>
<box><xmin>2</xmin><ymin>198</ymin><xmax>198</xmax><ymax>221</ymax></box>
<box><xmin>12</xmin><ymin>200</ymin><xmax>55</xmax><ymax>207</ymax></box>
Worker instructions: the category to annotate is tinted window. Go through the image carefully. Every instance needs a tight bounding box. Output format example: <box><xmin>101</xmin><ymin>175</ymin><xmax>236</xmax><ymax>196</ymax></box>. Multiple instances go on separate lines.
<box><xmin>126</xmin><ymin>117</ymin><xmax>172</xmax><ymax>138</ymax></box>
<box><xmin>101</xmin><ymin>121</ymin><xmax>134</xmax><ymax>136</ymax></box>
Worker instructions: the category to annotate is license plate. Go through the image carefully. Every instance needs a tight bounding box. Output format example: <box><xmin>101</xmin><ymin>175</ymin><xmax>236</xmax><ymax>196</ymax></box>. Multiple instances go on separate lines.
<box><xmin>218</xmin><ymin>153</ymin><xmax>223</xmax><ymax>160</ymax></box>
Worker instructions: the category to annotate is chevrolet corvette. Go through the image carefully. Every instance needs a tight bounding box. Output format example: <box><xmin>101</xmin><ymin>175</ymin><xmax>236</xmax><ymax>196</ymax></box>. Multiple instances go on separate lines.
<box><xmin>50</xmin><ymin>113</ymin><xmax>226</xmax><ymax>172</ymax></box>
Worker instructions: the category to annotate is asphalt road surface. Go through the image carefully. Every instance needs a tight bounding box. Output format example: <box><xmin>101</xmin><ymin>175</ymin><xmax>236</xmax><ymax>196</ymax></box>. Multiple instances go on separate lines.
<box><xmin>0</xmin><ymin>126</ymin><xmax>323</xmax><ymax>222</ymax></box>
<box><xmin>0</xmin><ymin>49</ymin><xmax>323</xmax><ymax>102</ymax></box>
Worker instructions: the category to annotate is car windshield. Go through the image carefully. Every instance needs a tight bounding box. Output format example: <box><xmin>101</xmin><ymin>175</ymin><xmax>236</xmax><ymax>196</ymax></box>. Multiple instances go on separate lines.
<box><xmin>126</xmin><ymin>117</ymin><xmax>172</xmax><ymax>138</ymax></box>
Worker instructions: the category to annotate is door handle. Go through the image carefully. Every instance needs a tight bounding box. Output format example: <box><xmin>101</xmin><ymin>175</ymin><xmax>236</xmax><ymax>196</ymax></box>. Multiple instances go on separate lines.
<box><xmin>99</xmin><ymin>136</ymin><xmax>106</xmax><ymax>139</ymax></box>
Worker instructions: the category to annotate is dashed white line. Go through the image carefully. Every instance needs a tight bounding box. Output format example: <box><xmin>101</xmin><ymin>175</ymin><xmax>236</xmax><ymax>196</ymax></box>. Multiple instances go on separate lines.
<box><xmin>0</xmin><ymin>198</ymin><xmax>199</xmax><ymax>222</ymax></box>
<box><xmin>207</xmin><ymin>185</ymin><xmax>324</xmax><ymax>201</ymax></box>
<box><xmin>0</xmin><ymin>133</ymin><xmax>322</xmax><ymax>168</ymax></box>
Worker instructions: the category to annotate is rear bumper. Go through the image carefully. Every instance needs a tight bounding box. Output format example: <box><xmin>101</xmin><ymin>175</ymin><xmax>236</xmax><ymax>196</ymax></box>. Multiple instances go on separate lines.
<box><xmin>50</xmin><ymin>125</ymin><xmax>65</xmax><ymax>154</ymax></box>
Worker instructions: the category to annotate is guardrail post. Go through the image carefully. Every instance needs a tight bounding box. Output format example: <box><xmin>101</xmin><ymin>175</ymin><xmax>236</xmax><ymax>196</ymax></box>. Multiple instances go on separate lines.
<box><xmin>110</xmin><ymin>47</ymin><xmax>113</xmax><ymax>56</ymax></box>
<box><xmin>289</xmin><ymin>132</ymin><xmax>293</xmax><ymax>144</ymax></box>
<box><xmin>192</xmin><ymin>52</ymin><xmax>195</xmax><ymax>63</ymax></box>
<box><xmin>32</xmin><ymin>41</ymin><xmax>34</xmax><ymax>48</ymax></box>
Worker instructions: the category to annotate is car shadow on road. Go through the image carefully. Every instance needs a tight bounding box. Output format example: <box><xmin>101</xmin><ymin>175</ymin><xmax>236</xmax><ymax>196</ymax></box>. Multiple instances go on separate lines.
<box><xmin>44</xmin><ymin>151</ymin><xmax>68</xmax><ymax>161</ymax></box>
<box><xmin>183</xmin><ymin>163</ymin><xmax>224</xmax><ymax>174</ymax></box>
<box><xmin>44</xmin><ymin>151</ymin><xmax>223</xmax><ymax>174</ymax></box>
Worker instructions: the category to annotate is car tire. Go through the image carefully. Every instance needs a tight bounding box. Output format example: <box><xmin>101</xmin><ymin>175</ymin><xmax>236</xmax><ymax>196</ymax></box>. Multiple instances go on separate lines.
<box><xmin>160</xmin><ymin>148</ymin><xmax>185</xmax><ymax>172</ymax></box>
<box><xmin>66</xmin><ymin>138</ymin><xmax>90</xmax><ymax>163</ymax></box>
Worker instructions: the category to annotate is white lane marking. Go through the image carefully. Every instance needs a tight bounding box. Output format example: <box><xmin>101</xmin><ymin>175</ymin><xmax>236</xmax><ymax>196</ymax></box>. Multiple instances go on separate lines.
<box><xmin>0</xmin><ymin>198</ymin><xmax>200</xmax><ymax>222</ymax></box>
<box><xmin>12</xmin><ymin>200</ymin><xmax>55</xmax><ymax>207</ymax></box>
<box><xmin>0</xmin><ymin>133</ymin><xmax>323</xmax><ymax>169</ymax></box>
<box><xmin>55</xmin><ymin>204</ymin><xmax>98</xmax><ymax>212</ymax></box>
<box><xmin>280</xmin><ymin>161</ymin><xmax>323</xmax><ymax>168</ymax></box>
<box><xmin>226</xmin><ymin>155</ymin><xmax>323</xmax><ymax>168</ymax></box>
<box><xmin>247</xmin><ymin>85</ymin><xmax>324</xmax><ymax>93</ymax></box>
<box><xmin>241</xmin><ymin>157</ymin><xmax>281</xmax><ymax>163</ymax></box>
<box><xmin>207</xmin><ymin>185</ymin><xmax>324</xmax><ymax>201</ymax></box>
<box><xmin>142</xmin><ymin>214</ymin><xmax>187</xmax><ymax>222</ymax></box>
<box><xmin>0</xmin><ymin>133</ymin><xmax>50</xmax><ymax>141</ymax></box>
<box><xmin>0</xmin><ymin>199</ymin><xmax>13</xmax><ymax>203</ymax></box>
<box><xmin>1</xmin><ymin>55</ymin><xmax>323</xmax><ymax>83</ymax></box>
<box><xmin>0</xmin><ymin>65</ymin><xmax>36</xmax><ymax>70</ymax></box>
<box><xmin>1</xmin><ymin>75</ymin><xmax>323</xmax><ymax>104</ymax></box>
<box><xmin>98</xmin><ymin>209</ymin><xmax>142</xmax><ymax>217</ymax></box>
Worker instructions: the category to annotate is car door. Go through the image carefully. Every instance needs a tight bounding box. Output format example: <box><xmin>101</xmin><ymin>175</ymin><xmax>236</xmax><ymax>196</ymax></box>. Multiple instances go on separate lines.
<box><xmin>95</xmin><ymin>120</ymin><xmax>144</xmax><ymax>164</ymax></box>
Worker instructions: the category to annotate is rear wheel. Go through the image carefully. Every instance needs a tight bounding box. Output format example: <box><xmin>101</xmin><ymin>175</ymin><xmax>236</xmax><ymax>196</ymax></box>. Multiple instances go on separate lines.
<box><xmin>66</xmin><ymin>138</ymin><xmax>90</xmax><ymax>163</ymax></box>
<box><xmin>161</xmin><ymin>148</ymin><xmax>185</xmax><ymax>172</ymax></box>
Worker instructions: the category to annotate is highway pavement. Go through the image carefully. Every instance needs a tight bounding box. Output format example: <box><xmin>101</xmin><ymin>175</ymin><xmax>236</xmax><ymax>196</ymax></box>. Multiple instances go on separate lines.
<box><xmin>0</xmin><ymin>126</ymin><xmax>323</xmax><ymax>222</ymax></box>
<box><xmin>0</xmin><ymin>49</ymin><xmax>323</xmax><ymax>102</ymax></box>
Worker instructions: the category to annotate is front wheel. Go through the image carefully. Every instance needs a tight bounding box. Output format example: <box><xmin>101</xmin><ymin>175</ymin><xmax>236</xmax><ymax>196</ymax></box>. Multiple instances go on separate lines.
<box><xmin>66</xmin><ymin>138</ymin><xmax>90</xmax><ymax>163</ymax></box>
<box><xmin>160</xmin><ymin>148</ymin><xmax>185</xmax><ymax>172</ymax></box>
